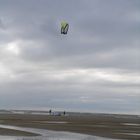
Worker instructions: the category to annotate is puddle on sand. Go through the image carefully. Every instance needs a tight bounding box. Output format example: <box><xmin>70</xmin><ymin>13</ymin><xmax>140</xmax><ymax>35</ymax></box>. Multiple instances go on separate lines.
<box><xmin>0</xmin><ymin>124</ymin><xmax>120</xmax><ymax>140</ymax></box>
<box><xmin>122</xmin><ymin>123</ymin><xmax>140</xmax><ymax>126</ymax></box>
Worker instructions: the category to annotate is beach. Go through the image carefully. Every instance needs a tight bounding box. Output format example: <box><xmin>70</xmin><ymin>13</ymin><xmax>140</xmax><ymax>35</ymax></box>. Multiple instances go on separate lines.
<box><xmin>0</xmin><ymin>111</ymin><xmax>140</xmax><ymax>139</ymax></box>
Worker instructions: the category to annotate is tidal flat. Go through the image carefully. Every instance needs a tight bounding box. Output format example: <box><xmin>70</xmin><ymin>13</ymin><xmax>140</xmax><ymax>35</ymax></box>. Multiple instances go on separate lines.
<box><xmin>0</xmin><ymin>111</ymin><xmax>140</xmax><ymax>140</ymax></box>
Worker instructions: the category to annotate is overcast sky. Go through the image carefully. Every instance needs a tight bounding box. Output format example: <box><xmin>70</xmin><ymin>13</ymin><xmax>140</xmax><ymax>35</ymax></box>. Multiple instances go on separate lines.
<box><xmin>0</xmin><ymin>0</ymin><xmax>140</xmax><ymax>114</ymax></box>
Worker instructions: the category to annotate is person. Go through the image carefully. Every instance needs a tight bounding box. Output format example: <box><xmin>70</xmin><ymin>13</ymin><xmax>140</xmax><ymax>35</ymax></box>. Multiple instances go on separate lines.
<box><xmin>49</xmin><ymin>109</ymin><xmax>52</xmax><ymax>115</ymax></box>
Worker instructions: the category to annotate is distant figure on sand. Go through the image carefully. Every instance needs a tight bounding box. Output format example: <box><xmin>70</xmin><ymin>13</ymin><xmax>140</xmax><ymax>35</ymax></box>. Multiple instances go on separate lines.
<box><xmin>49</xmin><ymin>109</ymin><xmax>52</xmax><ymax>115</ymax></box>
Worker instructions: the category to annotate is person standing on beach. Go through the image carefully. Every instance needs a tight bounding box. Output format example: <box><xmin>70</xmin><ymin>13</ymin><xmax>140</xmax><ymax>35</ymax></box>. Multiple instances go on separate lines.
<box><xmin>49</xmin><ymin>109</ymin><xmax>52</xmax><ymax>115</ymax></box>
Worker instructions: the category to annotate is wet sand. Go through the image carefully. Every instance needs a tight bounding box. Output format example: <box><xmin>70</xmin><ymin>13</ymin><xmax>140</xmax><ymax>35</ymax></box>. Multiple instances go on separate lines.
<box><xmin>0</xmin><ymin>127</ymin><xmax>39</xmax><ymax>136</ymax></box>
<box><xmin>0</xmin><ymin>124</ymin><xmax>118</xmax><ymax>140</ymax></box>
<box><xmin>0</xmin><ymin>112</ymin><xmax>140</xmax><ymax>139</ymax></box>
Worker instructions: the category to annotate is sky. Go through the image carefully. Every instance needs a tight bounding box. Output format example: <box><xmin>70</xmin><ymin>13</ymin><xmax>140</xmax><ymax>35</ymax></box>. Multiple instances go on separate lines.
<box><xmin>0</xmin><ymin>0</ymin><xmax>140</xmax><ymax>114</ymax></box>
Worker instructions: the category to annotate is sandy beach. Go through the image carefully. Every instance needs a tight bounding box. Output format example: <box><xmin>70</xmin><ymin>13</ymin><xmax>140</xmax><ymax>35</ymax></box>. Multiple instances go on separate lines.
<box><xmin>0</xmin><ymin>112</ymin><xmax>140</xmax><ymax>139</ymax></box>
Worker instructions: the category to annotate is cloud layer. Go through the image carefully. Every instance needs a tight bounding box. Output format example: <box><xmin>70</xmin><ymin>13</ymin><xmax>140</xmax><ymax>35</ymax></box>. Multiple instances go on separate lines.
<box><xmin>0</xmin><ymin>0</ymin><xmax>140</xmax><ymax>114</ymax></box>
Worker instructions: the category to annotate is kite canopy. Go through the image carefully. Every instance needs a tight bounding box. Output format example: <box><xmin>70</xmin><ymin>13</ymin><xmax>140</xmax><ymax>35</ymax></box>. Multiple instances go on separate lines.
<box><xmin>61</xmin><ymin>21</ymin><xmax>69</xmax><ymax>34</ymax></box>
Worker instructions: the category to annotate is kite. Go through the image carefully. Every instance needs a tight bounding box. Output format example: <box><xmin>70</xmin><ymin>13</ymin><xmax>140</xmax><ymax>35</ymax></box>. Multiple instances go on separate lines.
<box><xmin>61</xmin><ymin>21</ymin><xmax>69</xmax><ymax>34</ymax></box>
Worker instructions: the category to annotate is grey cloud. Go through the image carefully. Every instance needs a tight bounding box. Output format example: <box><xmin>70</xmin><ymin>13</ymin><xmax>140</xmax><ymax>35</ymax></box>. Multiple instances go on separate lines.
<box><xmin>0</xmin><ymin>19</ymin><xmax>5</xmax><ymax>29</ymax></box>
<box><xmin>0</xmin><ymin>0</ymin><xmax>140</xmax><ymax>114</ymax></box>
